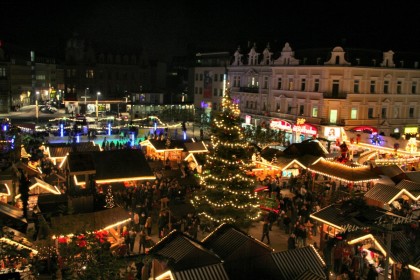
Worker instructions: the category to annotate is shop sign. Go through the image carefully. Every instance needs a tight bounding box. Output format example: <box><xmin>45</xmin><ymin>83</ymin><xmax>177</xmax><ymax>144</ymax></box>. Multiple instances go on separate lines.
<box><xmin>324</xmin><ymin>127</ymin><xmax>341</xmax><ymax>140</ymax></box>
<box><xmin>270</xmin><ymin>119</ymin><xmax>292</xmax><ymax>131</ymax></box>
<box><xmin>292</xmin><ymin>123</ymin><xmax>317</xmax><ymax>135</ymax></box>
<box><xmin>404</xmin><ymin>127</ymin><xmax>418</xmax><ymax>134</ymax></box>
<box><xmin>245</xmin><ymin>115</ymin><xmax>251</xmax><ymax>125</ymax></box>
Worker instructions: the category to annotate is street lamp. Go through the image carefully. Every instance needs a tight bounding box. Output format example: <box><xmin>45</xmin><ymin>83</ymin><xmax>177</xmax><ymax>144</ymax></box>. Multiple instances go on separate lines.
<box><xmin>82</xmin><ymin>87</ymin><xmax>90</xmax><ymax>104</ymax></box>
<box><xmin>35</xmin><ymin>91</ymin><xmax>40</xmax><ymax>122</ymax></box>
<box><xmin>96</xmin><ymin>91</ymin><xmax>101</xmax><ymax>121</ymax></box>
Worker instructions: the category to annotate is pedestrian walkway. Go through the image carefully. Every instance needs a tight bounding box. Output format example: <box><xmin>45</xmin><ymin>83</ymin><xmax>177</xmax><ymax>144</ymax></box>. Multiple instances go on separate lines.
<box><xmin>125</xmin><ymin>210</ymin><xmax>321</xmax><ymax>255</ymax></box>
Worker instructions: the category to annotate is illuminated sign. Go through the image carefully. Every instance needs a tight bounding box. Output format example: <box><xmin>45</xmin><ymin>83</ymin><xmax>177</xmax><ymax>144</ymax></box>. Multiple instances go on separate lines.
<box><xmin>404</xmin><ymin>127</ymin><xmax>418</xmax><ymax>134</ymax></box>
<box><xmin>324</xmin><ymin>127</ymin><xmax>341</xmax><ymax>140</ymax></box>
<box><xmin>270</xmin><ymin>119</ymin><xmax>292</xmax><ymax>131</ymax></box>
<box><xmin>292</xmin><ymin>123</ymin><xmax>317</xmax><ymax>135</ymax></box>
<box><xmin>245</xmin><ymin>115</ymin><xmax>251</xmax><ymax>125</ymax></box>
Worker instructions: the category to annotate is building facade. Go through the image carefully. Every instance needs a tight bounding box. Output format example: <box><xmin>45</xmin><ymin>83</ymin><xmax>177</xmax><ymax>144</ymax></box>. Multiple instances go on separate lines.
<box><xmin>0</xmin><ymin>44</ymin><xmax>63</xmax><ymax>113</ymax></box>
<box><xmin>223</xmin><ymin>43</ymin><xmax>420</xmax><ymax>142</ymax></box>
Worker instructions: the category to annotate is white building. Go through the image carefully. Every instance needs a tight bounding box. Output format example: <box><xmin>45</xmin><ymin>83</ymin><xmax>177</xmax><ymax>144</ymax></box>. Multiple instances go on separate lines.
<box><xmin>224</xmin><ymin>43</ymin><xmax>420</xmax><ymax>142</ymax></box>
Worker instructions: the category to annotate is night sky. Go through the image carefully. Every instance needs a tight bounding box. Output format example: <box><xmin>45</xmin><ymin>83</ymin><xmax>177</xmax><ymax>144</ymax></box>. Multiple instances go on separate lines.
<box><xmin>1</xmin><ymin>1</ymin><xmax>420</xmax><ymax>61</ymax></box>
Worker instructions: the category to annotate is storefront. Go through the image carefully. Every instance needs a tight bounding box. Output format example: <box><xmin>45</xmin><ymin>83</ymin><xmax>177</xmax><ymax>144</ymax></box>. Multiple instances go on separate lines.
<box><xmin>292</xmin><ymin>119</ymin><xmax>318</xmax><ymax>143</ymax></box>
<box><xmin>269</xmin><ymin>118</ymin><xmax>293</xmax><ymax>145</ymax></box>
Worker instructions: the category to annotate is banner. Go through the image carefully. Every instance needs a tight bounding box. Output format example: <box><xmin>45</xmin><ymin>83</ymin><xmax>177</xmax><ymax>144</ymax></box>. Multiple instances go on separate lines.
<box><xmin>203</xmin><ymin>71</ymin><xmax>213</xmax><ymax>99</ymax></box>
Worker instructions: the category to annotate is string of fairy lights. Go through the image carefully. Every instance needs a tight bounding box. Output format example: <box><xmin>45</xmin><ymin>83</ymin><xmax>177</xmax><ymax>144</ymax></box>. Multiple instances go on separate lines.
<box><xmin>192</xmin><ymin>86</ymin><xmax>261</xmax><ymax>225</ymax></box>
<box><xmin>206</xmin><ymin>154</ymin><xmax>253</xmax><ymax>166</ymax></box>
<box><xmin>194</xmin><ymin>195</ymin><xmax>261</xmax><ymax>209</ymax></box>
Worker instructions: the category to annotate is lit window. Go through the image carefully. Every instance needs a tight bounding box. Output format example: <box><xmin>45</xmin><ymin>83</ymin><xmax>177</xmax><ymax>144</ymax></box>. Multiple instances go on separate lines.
<box><xmin>312</xmin><ymin>106</ymin><xmax>318</xmax><ymax>117</ymax></box>
<box><xmin>350</xmin><ymin>108</ymin><xmax>357</xmax><ymax>119</ymax></box>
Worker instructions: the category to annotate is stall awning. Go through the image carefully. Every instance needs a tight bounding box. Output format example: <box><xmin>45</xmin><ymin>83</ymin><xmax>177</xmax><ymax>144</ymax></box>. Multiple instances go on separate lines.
<box><xmin>308</xmin><ymin>158</ymin><xmax>381</xmax><ymax>183</ymax></box>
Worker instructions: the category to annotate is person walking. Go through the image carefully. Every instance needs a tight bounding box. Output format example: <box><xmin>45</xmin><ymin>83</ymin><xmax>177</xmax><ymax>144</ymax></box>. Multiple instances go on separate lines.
<box><xmin>283</xmin><ymin>214</ymin><xmax>291</xmax><ymax>234</ymax></box>
<box><xmin>144</xmin><ymin>215</ymin><xmax>152</xmax><ymax>236</ymax></box>
<box><xmin>261</xmin><ymin>220</ymin><xmax>270</xmax><ymax>245</ymax></box>
<box><xmin>138</xmin><ymin>229</ymin><xmax>148</xmax><ymax>254</ymax></box>
<box><xmin>287</xmin><ymin>234</ymin><xmax>296</xmax><ymax>250</ymax></box>
<box><xmin>128</xmin><ymin>227</ymin><xmax>137</xmax><ymax>255</ymax></box>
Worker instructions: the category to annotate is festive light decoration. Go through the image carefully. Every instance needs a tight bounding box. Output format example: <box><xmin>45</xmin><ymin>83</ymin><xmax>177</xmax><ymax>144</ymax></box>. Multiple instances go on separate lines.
<box><xmin>105</xmin><ymin>185</ymin><xmax>115</xmax><ymax>208</ymax></box>
<box><xmin>191</xmin><ymin>87</ymin><xmax>261</xmax><ymax>226</ymax></box>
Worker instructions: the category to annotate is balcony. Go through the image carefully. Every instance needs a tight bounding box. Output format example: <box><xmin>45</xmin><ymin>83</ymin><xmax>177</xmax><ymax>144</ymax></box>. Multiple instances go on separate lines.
<box><xmin>239</xmin><ymin>86</ymin><xmax>259</xmax><ymax>93</ymax></box>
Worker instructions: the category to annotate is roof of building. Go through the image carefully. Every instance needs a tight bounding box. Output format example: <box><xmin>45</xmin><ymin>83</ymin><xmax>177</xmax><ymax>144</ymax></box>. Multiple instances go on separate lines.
<box><xmin>183</xmin><ymin>141</ymin><xmax>208</xmax><ymax>153</ymax></box>
<box><xmin>148</xmin><ymin>230</ymin><xmax>222</xmax><ymax>271</ymax></box>
<box><xmin>0</xmin><ymin>202</ymin><xmax>27</xmax><ymax>233</ymax></box>
<box><xmin>46</xmin><ymin>141</ymin><xmax>100</xmax><ymax>158</ymax></box>
<box><xmin>364</xmin><ymin>183</ymin><xmax>402</xmax><ymax>204</ymax></box>
<box><xmin>271</xmin><ymin>246</ymin><xmax>326</xmax><ymax>280</ymax></box>
<box><xmin>201</xmin><ymin>223</ymin><xmax>272</xmax><ymax>261</ymax></box>
<box><xmin>308</xmin><ymin>158</ymin><xmax>381</xmax><ymax>183</ymax></box>
<box><xmin>394</xmin><ymin>179</ymin><xmax>420</xmax><ymax>198</ymax></box>
<box><xmin>70</xmin><ymin>149</ymin><xmax>155</xmax><ymax>184</ymax></box>
<box><xmin>172</xmin><ymin>263</ymin><xmax>229</xmax><ymax>280</ymax></box>
<box><xmin>50</xmin><ymin>206</ymin><xmax>129</xmax><ymax>235</ymax></box>
<box><xmin>405</xmin><ymin>171</ymin><xmax>420</xmax><ymax>184</ymax></box>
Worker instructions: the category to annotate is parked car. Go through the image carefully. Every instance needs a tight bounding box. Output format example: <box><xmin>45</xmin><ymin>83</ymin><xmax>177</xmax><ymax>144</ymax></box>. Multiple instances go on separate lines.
<box><xmin>40</xmin><ymin>106</ymin><xmax>58</xmax><ymax>114</ymax></box>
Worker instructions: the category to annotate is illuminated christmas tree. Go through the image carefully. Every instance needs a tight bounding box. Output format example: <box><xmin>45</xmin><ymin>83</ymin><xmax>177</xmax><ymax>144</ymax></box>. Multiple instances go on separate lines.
<box><xmin>191</xmin><ymin>86</ymin><xmax>261</xmax><ymax>228</ymax></box>
<box><xmin>105</xmin><ymin>185</ymin><xmax>115</xmax><ymax>208</ymax></box>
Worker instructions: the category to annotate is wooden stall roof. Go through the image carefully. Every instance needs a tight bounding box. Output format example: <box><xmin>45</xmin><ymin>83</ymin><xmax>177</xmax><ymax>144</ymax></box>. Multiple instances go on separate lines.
<box><xmin>271</xmin><ymin>246</ymin><xmax>326</xmax><ymax>280</ymax></box>
<box><xmin>406</xmin><ymin>171</ymin><xmax>420</xmax><ymax>184</ymax></box>
<box><xmin>46</xmin><ymin>142</ymin><xmax>100</xmax><ymax>158</ymax></box>
<box><xmin>148</xmin><ymin>230</ymin><xmax>222</xmax><ymax>271</ymax></box>
<box><xmin>12</xmin><ymin>161</ymin><xmax>41</xmax><ymax>176</ymax></box>
<box><xmin>201</xmin><ymin>223</ymin><xmax>272</xmax><ymax>261</ymax></box>
<box><xmin>28</xmin><ymin>177</ymin><xmax>61</xmax><ymax>195</ymax></box>
<box><xmin>347</xmin><ymin>230</ymin><xmax>412</xmax><ymax>265</ymax></box>
<box><xmin>50</xmin><ymin>207</ymin><xmax>130</xmax><ymax>235</ymax></box>
<box><xmin>183</xmin><ymin>141</ymin><xmax>208</xmax><ymax>153</ymax></box>
<box><xmin>373</xmin><ymin>165</ymin><xmax>410</xmax><ymax>184</ymax></box>
<box><xmin>308</xmin><ymin>158</ymin><xmax>381</xmax><ymax>183</ymax></box>
<box><xmin>140</xmin><ymin>139</ymin><xmax>185</xmax><ymax>152</ymax></box>
<box><xmin>67</xmin><ymin>153</ymin><xmax>96</xmax><ymax>175</ymax></box>
<box><xmin>364</xmin><ymin>183</ymin><xmax>405</xmax><ymax>204</ymax></box>
<box><xmin>73</xmin><ymin>149</ymin><xmax>155</xmax><ymax>184</ymax></box>
<box><xmin>395</xmin><ymin>179</ymin><xmax>420</xmax><ymax>198</ymax></box>
<box><xmin>171</xmin><ymin>263</ymin><xmax>229</xmax><ymax>280</ymax></box>
<box><xmin>0</xmin><ymin>202</ymin><xmax>27</xmax><ymax>233</ymax></box>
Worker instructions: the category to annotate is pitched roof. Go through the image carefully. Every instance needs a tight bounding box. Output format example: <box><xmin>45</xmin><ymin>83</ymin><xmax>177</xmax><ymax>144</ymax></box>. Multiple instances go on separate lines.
<box><xmin>348</xmin><ymin>230</ymin><xmax>412</xmax><ymax>264</ymax></box>
<box><xmin>71</xmin><ymin>149</ymin><xmax>155</xmax><ymax>184</ymax></box>
<box><xmin>271</xmin><ymin>246</ymin><xmax>326</xmax><ymax>280</ymax></box>
<box><xmin>308</xmin><ymin>158</ymin><xmax>381</xmax><ymax>183</ymax></box>
<box><xmin>405</xmin><ymin>171</ymin><xmax>420</xmax><ymax>184</ymax></box>
<box><xmin>394</xmin><ymin>179</ymin><xmax>420</xmax><ymax>198</ymax></box>
<box><xmin>283</xmin><ymin>141</ymin><xmax>326</xmax><ymax>157</ymax></box>
<box><xmin>144</xmin><ymin>139</ymin><xmax>185</xmax><ymax>151</ymax></box>
<box><xmin>201</xmin><ymin>223</ymin><xmax>272</xmax><ymax>260</ymax></box>
<box><xmin>364</xmin><ymin>183</ymin><xmax>403</xmax><ymax>204</ymax></box>
<box><xmin>46</xmin><ymin>142</ymin><xmax>100</xmax><ymax>158</ymax></box>
<box><xmin>172</xmin><ymin>263</ymin><xmax>229</xmax><ymax>280</ymax></box>
<box><xmin>295</xmin><ymin>269</ymin><xmax>327</xmax><ymax>280</ymax></box>
<box><xmin>0</xmin><ymin>202</ymin><xmax>27</xmax><ymax>233</ymax></box>
<box><xmin>183</xmin><ymin>141</ymin><xmax>208</xmax><ymax>153</ymax></box>
<box><xmin>148</xmin><ymin>231</ymin><xmax>222</xmax><ymax>271</ymax></box>
<box><xmin>309</xmin><ymin>204</ymin><xmax>379</xmax><ymax>231</ymax></box>
<box><xmin>50</xmin><ymin>207</ymin><xmax>130</xmax><ymax>235</ymax></box>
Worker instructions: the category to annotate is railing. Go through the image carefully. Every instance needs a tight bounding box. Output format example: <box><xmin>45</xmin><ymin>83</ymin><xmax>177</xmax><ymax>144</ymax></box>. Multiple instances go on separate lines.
<box><xmin>239</xmin><ymin>87</ymin><xmax>259</xmax><ymax>93</ymax></box>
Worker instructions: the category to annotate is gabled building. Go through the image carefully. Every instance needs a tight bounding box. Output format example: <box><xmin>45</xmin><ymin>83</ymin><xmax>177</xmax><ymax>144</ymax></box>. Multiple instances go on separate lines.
<box><xmin>214</xmin><ymin>43</ymin><xmax>420</xmax><ymax>142</ymax></box>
